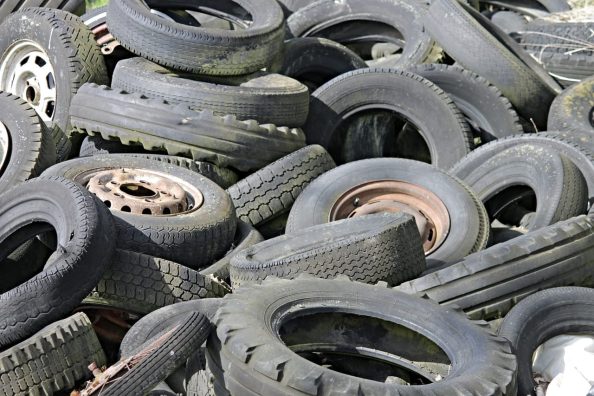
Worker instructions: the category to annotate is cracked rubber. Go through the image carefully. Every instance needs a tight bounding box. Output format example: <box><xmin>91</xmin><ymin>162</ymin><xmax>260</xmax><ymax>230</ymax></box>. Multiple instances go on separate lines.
<box><xmin>0</xmin><ymin>8</ymin><xmax>108</xmax><ymax>160</ymax></box>
<box><xmin>397</xmin><ymin>215</ymin><xmax>594</xmax><ymax>320</ymax></box>
<box><xmin>84</xmin><ymin>249</ymin><xmax>230</xmax><ymax>315</ymax></box>
<box><xmin>0</xmin><ymin>92</ymin><xmax>56</xmax><ymax>192</ymax></box>
<box><xmin>408</xmin><ymin>64</ymin><xmax>523</xmax><ymax>143</ymax></box>
<box><xmin>548</xmin><ymin>75</ymin><xmax>594</xmax><ymax>133</ymax></box>
<box><xmin>423</xmin><ymin>0</ymin><xmax>561</xmax><ymax>128</ymax></box>
<box><xmin>112</xmin><ymin>57</ymin><xmax>310</xmax><ymax>127</ymax></box>
<box><xmin>207</xmin><ymin>277</ymin><xmax>517</xmax><ymax>395</ymax></box>
<box><xmin>305</xmin><ymin>68</ymin><xmax>473</xmax><ymax>169</ymax></box>
<box><xmin>106</xmin><ymin>0</ymin><xmax>285</xmax><ymax>75</ymax></box>
<box><xmin>227</xmin><ymin>145</ymin><xmax>335</xmax><ymax>227</ymax></box>
<box><xmin>451</xmin><ymin>140</ymin><xmax>588</xmax><ymax>231</ymax></box>
<box><xmin>91</xmin><ymin>312</ymin><xmax>211</xmax><ymax>396</ymax></box>
<box><xmin>69</xmin><ymin>83</ymin><xmax>306</xmax><ymax>172</ymax></box>
<box><xmin>0</xmin><ymin>176</ymin><xmax>115</xmax><ymax>348</ymax></box>
<box><xmin>0</xmin><ymin>312</ymin><xmax>106</xmax><ymax>396</ymax></box>
<box><xmin>230</xmin><ymin>212</ymin><xmax>426</xmax><ymax>289</ymax></box>
<box><xmin>42</xmin><ymin>155</ymin><xmax>236</xmax><ymax>269</ymax></box>
<box><xmin>498</xmin><ymin>287</ymin><xmax>594</xmax><ymax>396</ymax></box>
<box><xmin>287</xmin><ymin>158</ymin><xmax>490</xmax><ymax>268</ymax></box>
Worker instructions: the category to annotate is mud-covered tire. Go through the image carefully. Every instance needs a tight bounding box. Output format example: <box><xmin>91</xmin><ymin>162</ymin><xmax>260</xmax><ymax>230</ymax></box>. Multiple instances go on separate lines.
<box><xmin>0</xmin><ymin>92</ymin><xmax>56</xmax><ymax>192</ymax></box>
<box><xmin>423</xmin><ymin>0</ymin><xmax>561</xmax><ymax>128</ymax></box>
<box><xmin>286</xmin><ymin>0</ymin><xmax>440</xmax><ymax>68</ymax></box>
<box><xmin>112</xmin><ymin>57</ymin><xmax>310</xmax><ymax>127</ymax></box>
<box><xmin>42</xmin><ymin>155</ymin><xmax>236</xmax><ymax>269</ymax></box>
<box><xmin>451</xmin><ymin>141</ymin><xmax>588</xmax><ymax>231</ymax></box>
<box><xmin>397</xmin><ymin>215</ymin><xmax>594</xmax><ymax>320</ymax></box>
<box><xmin>0</xmin><ymin>8</ymin><xmax>108</xmax><ymax>160</ymax></box>
<box><xmin>227</xmin><ymin>145</ymin><xmax>335</xmax><ymax>227</ymax></box>
<box><xmin>206</xmin><ymin>277</ymin><xmax>517</xmax><ymax>395</ymax></box>
<box><xmin>305</xmin><ymin>68</ymin><xmax>473</xmax><ymax>169</ymax></box>
<box><xmin>270</xmin><ymin>37</ymin><xmax>367</xmax><ymax>92</ymax></box>
<box><xmin>83</xmin><ymin>250</ymin><xmax>230</xmax><ymax>315</ymax></box>
<box><xmin>498</xmin><ymin>287</ymin><xmax>594</xmax><ymax>396</ymax></box>
<box><xmin>106</xmin><ymin>0</ymin><xmax>285</xmax><ymax>76</ymax></box>
<box><xmin>0</xmin><ymin>312</ymin><xmax>106</xmax><ymax>396</ymax></box>
<box><xmin>409</xmin><ymin>64</ymin><xmax>523</xmax><ymax>143</ymax></box>
<box><xmin>0</xmin><ymin>177</ymin><xmax>115</xmax><ymax>347</ymax></box>
<box><xmin>548</xmin><ymin>75</ymin><xmax>594</xmax><ymax>133</ymax></box>
<box><xmin>287</xmin><ymin>158</ymin><xmax>490</xmax><ymax>268</ymax></box>
<box><xmin>230</xmin><ymin>212</ymin><xmax>425</xmax><ymax>288</ymax></box>
<box><xmin>69</xmin><ymin>83</ymin><xmax>306</xmax><ymax>172</ymax></box>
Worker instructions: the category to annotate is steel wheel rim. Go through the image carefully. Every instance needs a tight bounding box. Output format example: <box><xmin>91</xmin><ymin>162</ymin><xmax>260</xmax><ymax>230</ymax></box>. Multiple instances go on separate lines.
<box><xmin>330</xmin><ymin>180</ymin><xmax>451</xmax><ymax>255</ymax></box>
<box><xmin>0</xmin><ymin>40</ymin><xmax>57</xmax><ymax>123</ymax></box>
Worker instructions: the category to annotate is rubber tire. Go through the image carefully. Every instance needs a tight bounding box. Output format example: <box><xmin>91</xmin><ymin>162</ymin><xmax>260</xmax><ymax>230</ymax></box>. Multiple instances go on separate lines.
<box><xmin>227</xmin><ymin>145</ymin><xmax>335</xmax><ymax>227</ymax></box>
<box><xmin>490</xmin><ymin>11</ymin><xmax>528</xmax><ymax>33</ymax></box>
<box><xmin>276</xmin><ymin>0</ymin><xmax>315</xmax><ymax>17</ymax></box>
<box><xmin>305</xmin><ymin>68</ymin><xmax>473</xmax><ymax>169</ymax></box>
<box><xmin>397</xmin><ymin>215</ymin><xmax>594</xmax><ymax>320</ymax></box>
<box><xmin>286</xmin><ymin>0</ymin><xmax>440</xmax><ymax>69</ymax></box>
<box><xmin>199</xmin><ymin>221</ymin><xmax>264</xmax><ymax>282</ymax></box>
<box><xmin>207</xmin><ymin>277</ymin><xmax>517</xmax><ymax>395</ymax></box>
<box><xmin>78</xmin><ymin>135</ymin><xmax>149</xmax><ymax>157</ymax></box>
<box><xmin>106</xmin><ymin>0</ymin><xmax>285</xmax><ymax>76</ymax></box>
<box><xmin>79</xmin><ymin>150</ymin><xmax>239</xmax><ymax>189</ymax></box>
<box><xmin>0</xmin><ymin>92</ymin><xmax>56</xmax><ymax>192</ymax></box>
<box><xmin>0</xmin><ymin>176</ymin><xmax>115</xmax><ymax>347</ymax></box>
<box><xmin>287</xmin><ymin>158</ymin><xmax>490</xmax><ymax>268</ymax></box>
<box><xmin>0</xmin><ymin>238</ymin><xmax>52</xmax><ymax>293</ymax></box>
<box><xmin>0</xmin><ymin>312</ymin><xmax>106</xmax><ymax>396</ymax></box>
<box><xmin>230</xmin><ymin>212</ymin><xmax>425</xmax><ymax>288</ymax></box>
<box><xmin>451</xmin><ymin>141</ymin><xmax>588</xmax><ymax>230</ymax></box>
<box><xmin>270</xmin><ymin>37</ymin><xmax>367</xmax><ymax>92</ymax></box>
<box><xmin>95</xmin><ymin>312</ymin><xmax>210</xmax><ymax>396</ymax></box>
<box><xmin>0</xmin><ymin>8</ymin><xmax>108</xmax><ymax>160</ymax></box>
<box><xmin>69</xmin><ymin>83</ymin><xmax>306</xmax><ymax>172</ymax></box>
<box><xmin>42</xmin><ymin>155</ymin><xmax>237</xmax><ymax>269</ymax></box>
<box><xmin>408</xmin><ymin>64</ymin><xmax>523</xmax><ymax>143</ymax></box>
<box><xmin>423</xmin><ymin>0</ymin><xmax>561</xmax><ymax>128</ymax></box>
<box><xmin>461</xmin><ymin>132</ymin><xmax>594</xmax><ymax>207</ymax></box>
<box><xmin>120</xmin><ymin>299</ymin><xmax>223</xmax><ymax>358</ymax></box>
<box><xmin>84</xmin><ymin>249</ymin><xmax>230</xmax><ymax>315</ymax></box>
<box><xmin>0</xmin><ymin>0</ymin><xmax>83</xmax><ymax>24</ymax></box>
<box><xmin>498</xmin><ymin>287</ymin><xmax>594</xmax><ymax>396</ymax></box>
<box><xmin>548</xmin><ymin>75</ymin><xmax>594</xmax><ymax>133</ymax></box>
<box><xmin>112</xmin><ymin>57</ymin><xmax>310</xmax><ymax>127</ymax></box>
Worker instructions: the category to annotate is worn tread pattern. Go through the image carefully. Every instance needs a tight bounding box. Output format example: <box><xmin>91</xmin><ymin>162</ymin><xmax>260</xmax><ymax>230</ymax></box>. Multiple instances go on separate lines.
<box><xmin>0</xmin><ymin>312</ymin><xmax>105</xmax><ymax>396</ymax></box>
<box><xmin>0</xmin><ymin>0</ymin><xmax>82</xmax><ymax>24</ymax></box>
<box><xmin>397</xmin><ymin>215</ymin><xmax>594</xmax><ymax>320</ymax></box>
<box><xmin>230</xmin><ymin>213</ymin><xmax>426</xmax><ymax>289</ymax></box>
<box><xmin>112</xmin><ymin>57</ymin><xmax>310</xmax><ymax>127</ymax></box>
<box><xmin>106</xmin><ymin>0</ymin><xmax>285</xmax><ymax>75</ymax></box>
<box><xmin>227</xmin><ymin>145</ymin><xmax>335</xmax><ymax>227</ymax></box>
<box><xmin>0</xmin><ymin>176</ymin><xmax>115</xmax><ymax>347</ymax></box>
<box><xmin>69</xmin><ymin>83</ymin><xmax>306</xmax><ymax>172</ymax></box>
<box><xmin>84</xmin><ymin>250</ymin><xmax>230</xmax><ymax>315</ymax></box>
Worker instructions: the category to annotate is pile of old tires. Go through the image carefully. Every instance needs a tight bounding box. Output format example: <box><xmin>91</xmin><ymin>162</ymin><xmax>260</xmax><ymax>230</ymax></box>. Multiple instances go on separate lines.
<box><xmin>0</xmin><ymin>0</ymin><xmax>593</xmax><ymax>395</ymax></box>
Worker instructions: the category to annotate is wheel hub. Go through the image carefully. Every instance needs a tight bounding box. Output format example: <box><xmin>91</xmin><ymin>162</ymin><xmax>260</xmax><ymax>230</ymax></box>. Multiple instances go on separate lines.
<box><xmin>87</xmin><ymin>168</ymin><xmax>201</xmax><ymax>215</ymax></box>
<box><xmin>330</xmin><ymin>180</ymin><xmax>450</xmax><ymax>254</ymax></box>
<box><xmin>0</xmin><ymin>40</ymin><xmax>57</xmax><ymax>123</ymax></box>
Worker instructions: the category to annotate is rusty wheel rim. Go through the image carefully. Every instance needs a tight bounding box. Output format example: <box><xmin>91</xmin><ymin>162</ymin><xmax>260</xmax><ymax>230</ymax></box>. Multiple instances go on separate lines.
<box><xmin>82</xmin><ymin>167</ymin><xmax>204</xmax><ymax>216</ymax></box>
<box><xmin>330</xmin><ymin>180</ymin><xmax>450</xmax><ymax>255</ymax></box>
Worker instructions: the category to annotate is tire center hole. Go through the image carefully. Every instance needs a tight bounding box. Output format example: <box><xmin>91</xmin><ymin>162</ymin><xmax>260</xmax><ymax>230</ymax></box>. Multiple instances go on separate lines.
<box><xmin>119</xmin><ymin>183</ymin><xmax>157</xmax><ymax>198</ymax></box>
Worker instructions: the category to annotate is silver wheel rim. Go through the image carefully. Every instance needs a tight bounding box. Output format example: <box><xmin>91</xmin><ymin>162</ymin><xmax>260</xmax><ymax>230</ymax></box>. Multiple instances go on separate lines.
<box><xmin>0</xmin><ymin>122</ymin><xmax>10</xmax><ymax>172</ymax></box>
<box><xmin>0</xmin><ymin>40</ymin><xmax>57</xmax><ymax>123</ymax></box>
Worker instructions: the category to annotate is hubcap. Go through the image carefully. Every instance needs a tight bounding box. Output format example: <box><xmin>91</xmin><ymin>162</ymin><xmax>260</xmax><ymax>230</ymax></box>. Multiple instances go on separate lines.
<box><xmin>0</xmin><ymin>122</ymin><xmax>10</xmax><ymax>172</ymax></box>
<box><xmin>0</xmin><ymin>40</ymin><xmax>56</xmax><ymax>123</ymax></box>
<box><xmin>330</xmin><ymin>180</ymin><xmax>450</xmax><ymax>254</ymax></box>
<box><xmin>86</xmin><ymin>168</ymin><xmax>203</xmax><ymax>215</ymax></box>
